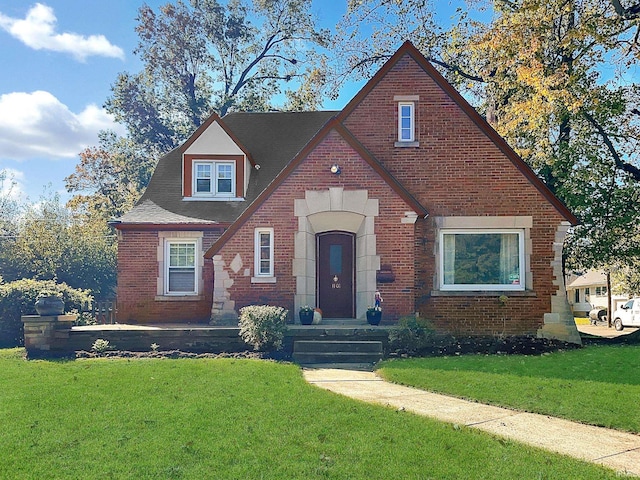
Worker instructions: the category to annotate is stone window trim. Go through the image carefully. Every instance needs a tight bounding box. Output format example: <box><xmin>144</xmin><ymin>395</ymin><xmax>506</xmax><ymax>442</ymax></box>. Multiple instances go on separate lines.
<box><xmin>252</xmin><ymin>227</ymin><xmax>276</xmax><ymax>283</ymax></box>
<box><xmin>430</xmin><ymin>290</ymin><xmax>536</xmax><ymax>298</ymax></box>
<box><xmin>156</xmin><ymin>231</ymin><xmax>204</xmax><ymax>299</ymax></box>
<box><xmin>432</xmin><ymin>216</ymin><xmax>533</xmax><ymax>295</ymax></box>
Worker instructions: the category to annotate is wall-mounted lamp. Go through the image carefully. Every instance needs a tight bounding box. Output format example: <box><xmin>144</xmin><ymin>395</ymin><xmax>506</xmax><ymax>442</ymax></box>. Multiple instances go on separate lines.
<box><xmin>330</xmin><ymin>164</ymin><xmax>341</xmax><ymax>175</ymax></box>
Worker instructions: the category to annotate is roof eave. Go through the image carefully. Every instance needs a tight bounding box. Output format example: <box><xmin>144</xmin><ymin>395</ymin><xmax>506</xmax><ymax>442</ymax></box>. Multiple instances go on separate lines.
<box><xmin>112</xmin><ymin>222</ymin><xmax>229</xmax><ymax>231</ymax></box>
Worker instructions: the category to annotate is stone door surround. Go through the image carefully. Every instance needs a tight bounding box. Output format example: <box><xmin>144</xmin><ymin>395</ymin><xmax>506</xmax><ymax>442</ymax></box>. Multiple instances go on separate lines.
<box><xmin>294</xmin><ymin>188</ymin><xmax>380</xmax><ymax>319</ymax></box>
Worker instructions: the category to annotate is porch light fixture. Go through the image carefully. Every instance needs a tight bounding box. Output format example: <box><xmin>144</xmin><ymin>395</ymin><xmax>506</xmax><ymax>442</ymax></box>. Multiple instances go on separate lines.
<box><xmin>330</xmin><ymin>164</ymin><xmax>341</xmax><ymax>175</ymax></box>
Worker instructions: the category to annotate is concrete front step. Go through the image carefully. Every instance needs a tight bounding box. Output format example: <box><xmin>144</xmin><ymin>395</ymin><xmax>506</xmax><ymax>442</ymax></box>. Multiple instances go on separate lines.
<box><xmin>293</xmin><ymin>340</ymin><xmax>383</xmax><ymax>365</ymax></box>
<box><xmin>319</xmin><ymin>318</ymin><xmax>367</xmax><ymax>326</ymax></box>
<box><xmin>294</xmin><ymin>340</ymin><xmax>382</xmax><ymax>353</ymax></box>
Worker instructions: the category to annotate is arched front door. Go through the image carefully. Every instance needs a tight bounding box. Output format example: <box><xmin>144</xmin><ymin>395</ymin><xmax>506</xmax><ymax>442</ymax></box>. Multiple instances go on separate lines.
<box><xmin>317</xmin><ymin>231</ymin><xmax>355</xmax><ymax>318</ymax></box>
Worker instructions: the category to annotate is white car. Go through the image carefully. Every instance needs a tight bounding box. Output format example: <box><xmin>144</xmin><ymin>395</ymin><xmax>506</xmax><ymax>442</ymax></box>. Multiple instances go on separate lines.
<box><xmin>612</xmin><ymin>298</ymin><xmax>640</xmax><ymax>331</ymax></box>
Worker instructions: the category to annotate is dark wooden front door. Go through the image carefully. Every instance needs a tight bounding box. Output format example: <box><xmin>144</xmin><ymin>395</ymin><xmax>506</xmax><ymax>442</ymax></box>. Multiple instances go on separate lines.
<box><xmin>317</xmin><ymin>232</ymin><xmax>355</xmax><ymax>318</ymax></box>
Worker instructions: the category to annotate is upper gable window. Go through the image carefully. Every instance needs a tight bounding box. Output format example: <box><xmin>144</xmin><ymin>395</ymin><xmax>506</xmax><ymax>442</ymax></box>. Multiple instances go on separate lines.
<box><xmin>398</xmin><ymin>102</ymin><xmax>415</xmax><ymax>142</ymax></box>
<box><xmin>193</xmin><ymin>161</ymin><xmax>235</xmax><ymax>197</ymax></box>
<box><xmin>394</xmin><ymin>95</ymin><xmax>419</xmax><ymax>147</ymax></box>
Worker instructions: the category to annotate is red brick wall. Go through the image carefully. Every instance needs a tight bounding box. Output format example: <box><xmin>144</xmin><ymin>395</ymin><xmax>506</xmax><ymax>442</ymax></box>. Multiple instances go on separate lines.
<box><xmin>116</xmin><ymin>229</ymin><xmax>221</xmax><ymax>323</ymax></box>
<box><xmin>215</xmin><ymin>129</ymin><xmax>417</xmax><ymax>320</ymax></box>
<box><xmin>343</xmin><ymin>53</ymin><xmax>567</xmax><ymax>335</ymax></box>
<box><xmin>116</xmin><ymin>52</ymin><xmax>569</xmax><ymax>336</ymax></box>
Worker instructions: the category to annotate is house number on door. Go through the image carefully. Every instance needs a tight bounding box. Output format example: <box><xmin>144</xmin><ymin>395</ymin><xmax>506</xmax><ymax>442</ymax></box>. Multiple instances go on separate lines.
<box><xmin>332</xmin><ymin>275</ymin><xmax>341</xmax><ymax>289</ymax></box>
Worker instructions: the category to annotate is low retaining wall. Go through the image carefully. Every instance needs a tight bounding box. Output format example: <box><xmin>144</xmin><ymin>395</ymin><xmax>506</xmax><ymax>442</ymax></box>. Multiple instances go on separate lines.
<box><xmin>21</xmin><ymin>316</ymin><xmax>392</xmax><ymax>358</ymax></box>
<box><xmin>22</xmin><ymin>316</ymin><xmax>248</xmax><ymax>357</ymax></box>
<box><xmin>68</xmin><ymin>326</ymin><xmax>247</xmax><ymax>354</ymax></box>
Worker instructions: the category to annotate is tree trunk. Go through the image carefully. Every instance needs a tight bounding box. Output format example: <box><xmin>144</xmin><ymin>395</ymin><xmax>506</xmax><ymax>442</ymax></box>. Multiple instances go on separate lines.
<box><xmin>607</xmin><ymin>270</ymin><xmax>612</xmax><ymax>328</ymax></box>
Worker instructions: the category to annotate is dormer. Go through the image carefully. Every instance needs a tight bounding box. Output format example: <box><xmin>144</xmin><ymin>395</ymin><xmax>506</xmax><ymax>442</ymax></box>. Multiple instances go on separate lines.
<box><xmin>181</xmin><ymin>114</ymin><xmax>254</xmax><ymax>201</ymax></box>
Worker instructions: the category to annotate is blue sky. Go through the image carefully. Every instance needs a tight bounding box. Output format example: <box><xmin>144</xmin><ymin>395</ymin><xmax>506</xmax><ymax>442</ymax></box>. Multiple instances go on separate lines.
<box><xmin>0</xmin><ymin>1</ymin><xmax>463</xmax><ymax>203</ymax></box>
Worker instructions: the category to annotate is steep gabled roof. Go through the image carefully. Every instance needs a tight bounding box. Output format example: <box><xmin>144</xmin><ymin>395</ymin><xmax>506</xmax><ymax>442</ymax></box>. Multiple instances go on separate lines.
<box><xmin>338</xmin><ymin>40</ymin><xmax>578</xmax><ymax>226</ymax></box>
<box><xmin>204</xmin><ymin>118</ymin><xmax>429</xmax><ymax>258</ymax></box>
<box><xmin>179</xmin><ymin>112</ymin><xmax>255</xmax><ymax>166</ymax></box>
<box><xmin>115</xmin><ymin>41</ymin><xmax>577</xmax><ymax>231</ymax></box>
<box><xmin>114</xmin><ymin>111</ymin><xmax>337</xmax><ymax>226</ymax></box>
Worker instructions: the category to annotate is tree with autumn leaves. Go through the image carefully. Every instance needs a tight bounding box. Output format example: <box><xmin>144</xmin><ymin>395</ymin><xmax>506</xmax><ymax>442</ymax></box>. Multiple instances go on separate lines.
<box><xmin>60</xmin><ymin>0</ymin><xmax>640</xmax><ymax>298</ymax></box>
<box><xmin>334</xmin><ymin>0</ymin><xmax>640</xmax><ymax>275</ymax></box>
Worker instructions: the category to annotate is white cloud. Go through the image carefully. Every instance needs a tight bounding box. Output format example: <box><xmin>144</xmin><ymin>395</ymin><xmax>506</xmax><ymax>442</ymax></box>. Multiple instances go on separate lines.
<box><xmin>0</xmin><ymin>90</ymin><xmax>127</xmax><ymax>160</ymax></box>
<box><xmin>0</xmin><ymin>3</ymin><xmax>124</xmax><ymax>61</ymax></box>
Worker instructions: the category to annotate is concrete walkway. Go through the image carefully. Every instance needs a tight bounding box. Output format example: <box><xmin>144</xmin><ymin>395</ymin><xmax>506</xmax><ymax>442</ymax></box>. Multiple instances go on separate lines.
<box><xmin>303</xmin><ymin>368</ymin><xmax>640</xmax><ymax>477</ymax></box>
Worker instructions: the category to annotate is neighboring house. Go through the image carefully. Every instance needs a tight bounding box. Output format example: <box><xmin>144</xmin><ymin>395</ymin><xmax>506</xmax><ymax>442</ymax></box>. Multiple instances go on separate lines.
<box><xmin>113</xmin><ymin>41</ymin><xmax>580</xmax><ymax>343</ymax></box>
<box><xmin>566</xmin><ymin>270</ymin><xmax>628</xmax><ymax>316</ymax></box>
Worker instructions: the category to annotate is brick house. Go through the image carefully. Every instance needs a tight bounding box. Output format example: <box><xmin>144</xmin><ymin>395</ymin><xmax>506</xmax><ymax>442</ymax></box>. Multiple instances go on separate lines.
<box><xmin>113</xmin><ymin>41</ymin><xmax>580</xmax><ymax>343</ymax></box>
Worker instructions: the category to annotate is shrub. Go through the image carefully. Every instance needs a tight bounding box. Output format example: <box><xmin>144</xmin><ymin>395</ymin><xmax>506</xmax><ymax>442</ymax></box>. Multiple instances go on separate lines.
<box><xmin>91</xmin><ymin>339</ymin><xmax>112</xmax><ymax>353</ymax></box>
<box><xmin>72</xmin><ymin>310</ymin><xmax>97</xmax><ymax>326</ymax></box>
<box><xmin>387</xmin><ymin>316</ymin><xmax>435</xmax><ymax>356</ymax></box>
<box><xmin>238</xmin><ymin>305</ymin><xmax>288</xmax><ymax>351</ymax></box>
<box><xmin>0</xmin><ymin>278</ymin><xmax>93</xmax><ymax>348</ymax></box>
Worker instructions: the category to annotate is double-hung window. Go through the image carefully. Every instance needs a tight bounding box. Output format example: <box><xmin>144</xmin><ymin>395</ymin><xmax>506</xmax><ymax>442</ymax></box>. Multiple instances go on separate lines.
<box><xmin>440</xmin><ymin>230</ymin><xmax>525</xmax><ymax>291</ymax></box>
<box><xmin>194</xmin><ymin>161</ymin><xmax>235</xmax><ymax>197</ymax></box>
<box><xmin>165</xmin><ymin>240</ymin><xmax>197</xmax><ymax>294</ymax></box>
<box><xmin>398</xmin><ymin>102</ymin><xmax>415</xmax><ymax>142</ymax></box>
<box><xmin>254</xmin><ymin>228</ymin><xmax>274</xmax><ymax>278</ymax></box>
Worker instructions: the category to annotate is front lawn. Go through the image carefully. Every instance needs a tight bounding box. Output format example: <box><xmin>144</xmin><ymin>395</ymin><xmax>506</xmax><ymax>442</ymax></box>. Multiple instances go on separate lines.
<box><xmin>378</xmin><ymin>344</ymin><xmax>640</xmax><ymax>433</ymax></box>
<box><xmin>0</xmin><ymin>348</ymin><xmax>624</xmax><ymax>479</ymax></box>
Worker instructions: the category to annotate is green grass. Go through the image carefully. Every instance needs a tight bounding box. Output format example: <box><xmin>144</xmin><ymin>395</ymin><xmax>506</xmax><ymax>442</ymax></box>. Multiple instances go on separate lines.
<box><xmin>378</xmin><ymin>344</ymin><xmax>640</xmax><ymax>433</ymax></box>
<box><xmin>0</xmin><ymin>348</ymin><xmax>625</xmax><ymax>479</ymax></box>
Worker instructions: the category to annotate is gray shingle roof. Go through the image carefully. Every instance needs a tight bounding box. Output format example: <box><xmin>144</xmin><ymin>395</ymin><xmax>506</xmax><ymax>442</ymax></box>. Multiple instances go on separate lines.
<box><xmin>116</xmin><ymin>111</ymin><xmax>337</xmax><ymax>225</ymax></box>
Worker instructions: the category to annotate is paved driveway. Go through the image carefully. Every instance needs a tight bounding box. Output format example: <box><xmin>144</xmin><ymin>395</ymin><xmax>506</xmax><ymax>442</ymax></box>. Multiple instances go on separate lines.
<box><xmin>576</xmin><ymin>323</ymin><xmax>639</xmax><ymax>339</ymax></box>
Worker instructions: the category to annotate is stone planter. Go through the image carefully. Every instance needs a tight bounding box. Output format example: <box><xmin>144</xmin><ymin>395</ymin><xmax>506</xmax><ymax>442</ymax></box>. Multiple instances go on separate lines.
<box><xmin>35</xmin><ymin>296</ymin><xmax>65</xmax><ymax>316</ymax></box>
<box><xmin>366</xmin><ymin>310</ymin><xmax>382</xmax><ymax>326</ymax></box>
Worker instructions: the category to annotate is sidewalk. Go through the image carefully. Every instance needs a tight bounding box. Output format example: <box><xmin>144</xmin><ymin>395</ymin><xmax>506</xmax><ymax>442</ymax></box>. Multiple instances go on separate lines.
<box><xmin>303</xmin><ymin>368</ymin><xmax>640</xmax><ymax>477</ymax></box>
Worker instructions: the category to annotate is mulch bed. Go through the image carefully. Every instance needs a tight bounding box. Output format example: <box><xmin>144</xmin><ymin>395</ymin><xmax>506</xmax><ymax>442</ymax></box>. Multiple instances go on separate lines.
<box><xmin>388</xmin><ymin>335</ymin><xmax>581</xmax><ymax>359</ymax></box>
<box><xmin>54</xmin><ymin>331</ymin><xmax>640</xmax><ymax>361</ymax></box>
<box><xmin>73</xmin><ymin>349</ymin><xmax>291</xmax><ymax>360</ymax></box>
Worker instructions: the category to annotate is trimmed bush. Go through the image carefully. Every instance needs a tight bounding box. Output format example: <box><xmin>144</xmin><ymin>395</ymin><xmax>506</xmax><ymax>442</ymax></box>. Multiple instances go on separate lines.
<box><xmin>238</xmin><ymin>305</ymin><xmax>288</xmax><ymax>351</ymax></box>
<box><xmin>387</xmin><ymin>316</ymin><xmax>435</xmax><ymax>356</ymax></box>
<box><xmin>0</xmin><ymin>278</ymin><xmax>92</xmax><ymax>347</ymax></box>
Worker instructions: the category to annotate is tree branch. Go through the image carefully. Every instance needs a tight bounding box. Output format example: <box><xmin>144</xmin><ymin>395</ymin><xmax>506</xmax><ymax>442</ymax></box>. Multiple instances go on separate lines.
<box><xmin>611</xmin><ymin>0</ymin><xmax>640</xmax><ymax>20</ymax></box>
<box><xmin>583</xmin><ymin>110</ymin><xmax>640</xmax><ymax>181</ymax></box>
<box><xmin>426</xmin><ymin>56</ymin><xmax>488</xmax><ymax>82</ymax></box>
<box><xmin>347</xmin><ymin>53</ymin><xmax>487</xmax><ymax>83</ymax></box>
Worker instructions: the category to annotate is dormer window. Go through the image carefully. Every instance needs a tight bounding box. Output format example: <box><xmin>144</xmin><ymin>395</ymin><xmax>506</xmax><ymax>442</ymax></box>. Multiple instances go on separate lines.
<box><xmin>183</xmin><ymin>154</ymin><xmax>245</xmax><ymax>200</ymax></box>
<box><xmin>398</xmin><ymin>102</ymin><xmax>415</xmax><ymax>142</ymax></box>
<box><xmin>194</xmin><ymin>161</ymin><xmax>235</xmax><ymax>196</ymax></box>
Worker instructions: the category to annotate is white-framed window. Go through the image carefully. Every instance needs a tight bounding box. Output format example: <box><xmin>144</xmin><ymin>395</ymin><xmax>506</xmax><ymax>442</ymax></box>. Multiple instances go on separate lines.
<box><xmin>398</xmin><ymin>102</ymin><xmax>415</xmax><ymax>142</ymax></box>
<box><xmin>595</xmin><ymin>286</ymin><xmax>607</xmax><ymax>296</ymax></box>
<box><xmin>254</xmin><ymin>228</ymin><xmax>274</xmax><ymax>277</ymax></box>
<box><xmin>165</xmin><ymin>240</ymin><xmax>198</xmax><ymax>295</ymax></box>
<box><xmin>193</xmin><ymin>161</ymin><xmax>235</xmax><ymax>196</ymax></box>
<box><xmin>440</xmin><ymin>229</ymin><xmax>525</xmax><ymax>291</ymax></box>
